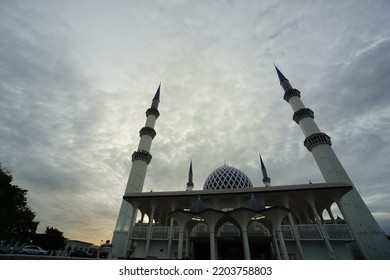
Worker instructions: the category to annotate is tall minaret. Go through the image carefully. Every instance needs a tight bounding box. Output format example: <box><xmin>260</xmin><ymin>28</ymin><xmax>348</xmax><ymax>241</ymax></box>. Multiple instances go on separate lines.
<box><xmin>259</xmin><ymin>155</ymin><xmax>271</xmax><ymax>187</ymax></box>
<box><xmin>111</xmin><ymin>84</ymin><xmax>161</xmax><ymax>259</ymax></box>
<box><xmin>275</xmin><ymin>65</ymin><xmax>390</xmax><ymax>259</ymax></box>
<box><xmin>186</xmin><ymin>160</ymin><xmax>194</xmax><ymax>191</ymax></box>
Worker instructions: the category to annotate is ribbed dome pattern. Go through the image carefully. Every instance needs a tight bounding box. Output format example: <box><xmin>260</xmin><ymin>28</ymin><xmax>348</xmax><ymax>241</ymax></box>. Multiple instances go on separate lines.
<box><xmin>203</xmin><ymin>165</ymin><xmax>253</xmax><ymax>190</ymax></box>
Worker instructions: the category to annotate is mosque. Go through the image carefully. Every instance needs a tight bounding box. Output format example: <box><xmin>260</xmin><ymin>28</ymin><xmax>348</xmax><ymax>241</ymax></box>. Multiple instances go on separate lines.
<box><xmin>110</xmin><ymin>67</ymin><xmax>390</xmax><ymax>260</ymax></box>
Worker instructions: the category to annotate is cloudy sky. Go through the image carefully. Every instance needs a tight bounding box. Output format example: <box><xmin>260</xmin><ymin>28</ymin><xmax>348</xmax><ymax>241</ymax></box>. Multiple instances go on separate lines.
<box><xmin>1</xmin><ymin>0</ymin><xmax>389</xmax><ymax>245</ymax></box>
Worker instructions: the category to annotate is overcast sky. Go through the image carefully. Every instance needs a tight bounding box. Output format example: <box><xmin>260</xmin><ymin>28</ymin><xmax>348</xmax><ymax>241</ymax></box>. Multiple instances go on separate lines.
<box><xmin>1</xmin><ymin>0</ymin><xmax>389</xmax><ymax>245</ymax></box>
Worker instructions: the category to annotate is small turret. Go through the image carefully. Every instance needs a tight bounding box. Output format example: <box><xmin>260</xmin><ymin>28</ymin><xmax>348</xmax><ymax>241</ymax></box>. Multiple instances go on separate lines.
<box><xmin>260</xmin><ymin>155</ymin><xmax>271</xmax><ymax>187</ymax></box>
<box><xmin>186</xmin><ymin>160</ymin><xmax>194</xmax><ymax>191</ymax></box>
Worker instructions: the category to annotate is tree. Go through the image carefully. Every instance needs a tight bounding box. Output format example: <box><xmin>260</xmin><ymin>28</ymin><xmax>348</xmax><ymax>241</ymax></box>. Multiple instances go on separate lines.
<box><xmin>34</xmin><ymin>226</ymin><xmax>66</xmax><ymax>252</ymax></box>
<box><xmin>0</xmin><ymin>164</ymin><xmax>38</xmax><ymax>242</ymax></box>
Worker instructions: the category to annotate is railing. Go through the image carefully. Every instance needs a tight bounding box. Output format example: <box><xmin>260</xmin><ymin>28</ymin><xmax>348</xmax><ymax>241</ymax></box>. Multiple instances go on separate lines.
<box><xmin>296</xmin><ymin>224</ymin><xmax>323</xmax><ymax>240</ymax></box>
<box><xmin>151</xmin><ymin>226</ymin><xmax>169</xmax><ymax>240</ymax></box>
<box><xmin>130</xmin><ymin>224</ymin><xmax>354</xmax><ymax>241</ymax></box>
<box><xmin>172</xmin><ymin>227</ymin><xmax>187</xmax><ymax>240</ymax></box>
<box><xmin>323</xmin><ymin>224</ymin><xmax>354</xmax><ymax>240</ymax></box>
<box><xmin>131</xmin><ymin>226</ymin><xmax>148</xmax><ymax>239</ymax></box>
<box><xmin>281</xmin><ymin>225</ymin><xmax>294</xmax><ymax>240</ymax></box>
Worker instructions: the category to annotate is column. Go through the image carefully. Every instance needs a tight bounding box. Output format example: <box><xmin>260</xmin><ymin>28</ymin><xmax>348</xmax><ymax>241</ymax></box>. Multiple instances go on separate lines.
<box><xmin>272</xmin><ymin>228</ymin><xmax>281</xmax><ymax>260</ymax></box>
<box><xmin>287</xmin><ymin>213</ymin><xmax>305</xmax><ymax>259</ymax></box>
<box><xmin>185</xmin><ymin>228</ymin><xmax>190</xmax><ymax>259</ymax></box>
<box><xmin>178</xmin><ymin>227</ymin><xmax>184</xmax><ymax>259</ymax></box>
<box><xmin>167</xmin><ymin>202</ymin><xmax>177</xmax><ymax>259</ymax></box>
<box><xmin>242</xmin><ymin>229</ymin><xmax>251</xmax><ymax>260</ymax></box>
<box><xmin>309</xmin><ymin>201</ymin><xmax>336</xmax><ymax>259</ymax></box>
<box><xmin>144</xmin><ymin>206</ymin><xmax>156</xmax><ymax>257</ymax></box>
<box><xmin>276</xmin><ymin>225</ymin><xmax>289</xmax><ymax>260</ymax></box>
<box><xmin>167</xmin><ymin>217</ymin><xmax>174</xmax><ymax>259</ymax></box>
<box><xmin>210</xmin><ymin>229</ymin><xmax>216</xmax><ymax>260</ymax></box>
<box><xmin>282</xmin><ymin>198</ymin><xmax>305</xmax><ymax>259</ymax></box>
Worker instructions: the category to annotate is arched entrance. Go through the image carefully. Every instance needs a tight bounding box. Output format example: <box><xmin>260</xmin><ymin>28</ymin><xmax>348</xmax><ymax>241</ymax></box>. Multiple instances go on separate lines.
<box><xmin>191</xmin><ymin>220</ymin><xmax>273</xmax><ymax>260</ymax></box>
<box><xmin>191</xmin><ymin>222</ymin><xmax>210</xmax><ymax>260</ymax></box>
<box><xmin>217</xmin><ymin>222</ymin><xmax>243</xmax><ymax>259</ymax></box>
<box><xmin>247</xmin><ymin>221</ymin><xmax>273</xmax><ymax>259</ymax></box>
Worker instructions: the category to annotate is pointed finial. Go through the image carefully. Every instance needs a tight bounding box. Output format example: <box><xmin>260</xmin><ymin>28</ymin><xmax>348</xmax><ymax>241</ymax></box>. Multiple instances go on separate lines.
<box><xmin>259</xmin><ymin>154</ymin><xmax>271</xmax><ymax>187</ymax></box>
<box><xmin>151</xmin><ymin>84</ymin><xmax>160</xmax><ymax>109</ymax></box>
<box><xmin>274</xmin><ymin>64</ymin><xmax>288</xmax><ymax>83</ymax></box>
<box><xmin>154</xmin><ymin>83</ymin><xmax>161</xmax><ymax>100</ymax></box>
<box><xmin>186</xmin><ymin>159</ymin><xmax>194</xmax><ymax>191</ymax></box>
<box><xmin>259</xmin><ymin>154</ymin><xmax>266</xmax><ymax>170</ymax></box>
<box><xmin>274</xmin><ymin>64</ymin><xmax>294</xmax><ymax>93</ymax></box>
<box><xmin>189</xmin><ymin>160</ymin><xmax>193</xmax><ymax>181</ymax></box>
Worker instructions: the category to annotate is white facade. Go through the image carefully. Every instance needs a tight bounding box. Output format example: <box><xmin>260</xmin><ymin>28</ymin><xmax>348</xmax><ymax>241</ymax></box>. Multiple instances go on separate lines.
<box><xmin>111</xmin><ymin>71</ymin><xmax>390</xmax><ymax>260</ymax></box>
<box><xmin>122</xmin><ymin>183</ymin><xmax>357</xmax><ymax>260</ymax></box>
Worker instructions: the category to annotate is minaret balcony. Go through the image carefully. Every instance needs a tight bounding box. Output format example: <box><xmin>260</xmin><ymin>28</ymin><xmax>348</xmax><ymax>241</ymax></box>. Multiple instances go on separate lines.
<box><xmin>132</xmin><ymin>150</ymin><xmax>152</xmax><ymax>164</ymax></box>
<box><xmin>139</xmin><ymin>127</ymin><xmax>156</xmax><ymax>139</ymax></box>
<box><xmin>262</xmin><ymin>177</ymin><xmax>271</xmax><ymax>186</ymax></box>
<box><xmin>146</xmin><ymin>108</ymin><xmax>160</xmax><ymax>118</ymax></box>
<box><xmin>283</xmin><ymin>89</ymin><xmax>301</xmax><ymax>102</ymax></box>
<box><xmin>293</xmin><ymin>108</ymin><xmax>314</xmax><ymax>124</ymax></box>
<box><xmin>304</xmin><ymin>133</ymin><xmax>332</xmax><ymax>151</ymax></box>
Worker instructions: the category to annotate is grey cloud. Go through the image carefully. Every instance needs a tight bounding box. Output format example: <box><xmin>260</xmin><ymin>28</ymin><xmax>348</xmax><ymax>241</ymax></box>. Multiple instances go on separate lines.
<box><xmin>1</xmin><ymin>0</ymin><xmax>390</xmax><ymax>244</ymax></box>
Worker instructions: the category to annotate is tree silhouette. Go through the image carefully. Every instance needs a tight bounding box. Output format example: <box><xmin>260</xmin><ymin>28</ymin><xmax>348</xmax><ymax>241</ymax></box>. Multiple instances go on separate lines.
<box><xmin>34</xmin><ymin>226</ymin><xmax>66</xmax><ymax>252</ymax></box>
<box><xmin>0</xmin><ymin>164</ymin><xmax>38</xmax><ymax>242</ymax></box>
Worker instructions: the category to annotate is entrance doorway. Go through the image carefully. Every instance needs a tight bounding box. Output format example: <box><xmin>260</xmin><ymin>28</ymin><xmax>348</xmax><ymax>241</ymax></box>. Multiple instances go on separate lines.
<box><xmin>192</xmin><ymin>237</ymin><xmax>272</xmax><ymax>260</ymax></box>
<box><xmin>192</xmin><ymin>238</ymin><xmax>210</xmax><ymax>260</ymax></box>
<box><xmin>249</xmin><ymin>239</ymin><xmax>272</xmax><ymax>259</ymax></box>
<box><xmin>218</xmin><ymin>239</ymin><xmax>243</xmax><ymax>259</ymax></box>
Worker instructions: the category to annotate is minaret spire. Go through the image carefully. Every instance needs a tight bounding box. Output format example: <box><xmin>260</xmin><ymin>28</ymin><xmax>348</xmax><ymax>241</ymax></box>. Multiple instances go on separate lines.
<box><xmin>274</xmin><ymin>64</ymin><xmax>294</xmax><ymax>95</ymax></box>
<box><xmin>274</xmin><ymin>64</ymin><xmax>288</xmax><ymax>82</ymax></box>
<box><xmin>151</xmin><ymin>83</ymin><xmax>160</xmax><ymax>109</ymax></box>
<box><xmin>259</xmin><ymin>154</ymin><xmax>271</xmax><ymax>187</ymax></box>
<box><xmin>186</xmin><ymin>160</ymin><xmax>194</xmax><ymax>191</ymax></box>
<box><xmin>111</xmin><ymin>84</ymin><xmax>161</xmax><ymax>259</ymax></box>
<box><xmin>275</xmin><ymin>66</ymin><xmax>390</xmax><ymax>260</ymax></box>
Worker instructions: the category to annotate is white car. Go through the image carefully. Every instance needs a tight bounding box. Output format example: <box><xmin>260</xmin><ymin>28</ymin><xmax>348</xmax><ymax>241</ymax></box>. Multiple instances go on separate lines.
<box><xmin>21</xmin><ymin>245</ymin><xmax>48</xmax><ymax>255</ymax></box>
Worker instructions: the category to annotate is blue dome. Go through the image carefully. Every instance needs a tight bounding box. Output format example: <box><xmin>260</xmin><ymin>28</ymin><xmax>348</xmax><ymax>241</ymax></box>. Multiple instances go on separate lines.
<box><xmin>203</xmin><ymin>165</ymin><xmax>253</xmax><ymax>190</ymax></box>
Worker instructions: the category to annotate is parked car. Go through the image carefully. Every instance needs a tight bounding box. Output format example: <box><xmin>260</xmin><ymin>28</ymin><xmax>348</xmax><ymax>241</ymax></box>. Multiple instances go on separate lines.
<box><xmin>69</xmin><ymin>250</ymin><xmax>93</xmax><ymax>258</ymax></box>
<box><xmin>20</xmin><ymin>245</ymin><xmax>48</xmax><ymax>255</ymax></box>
